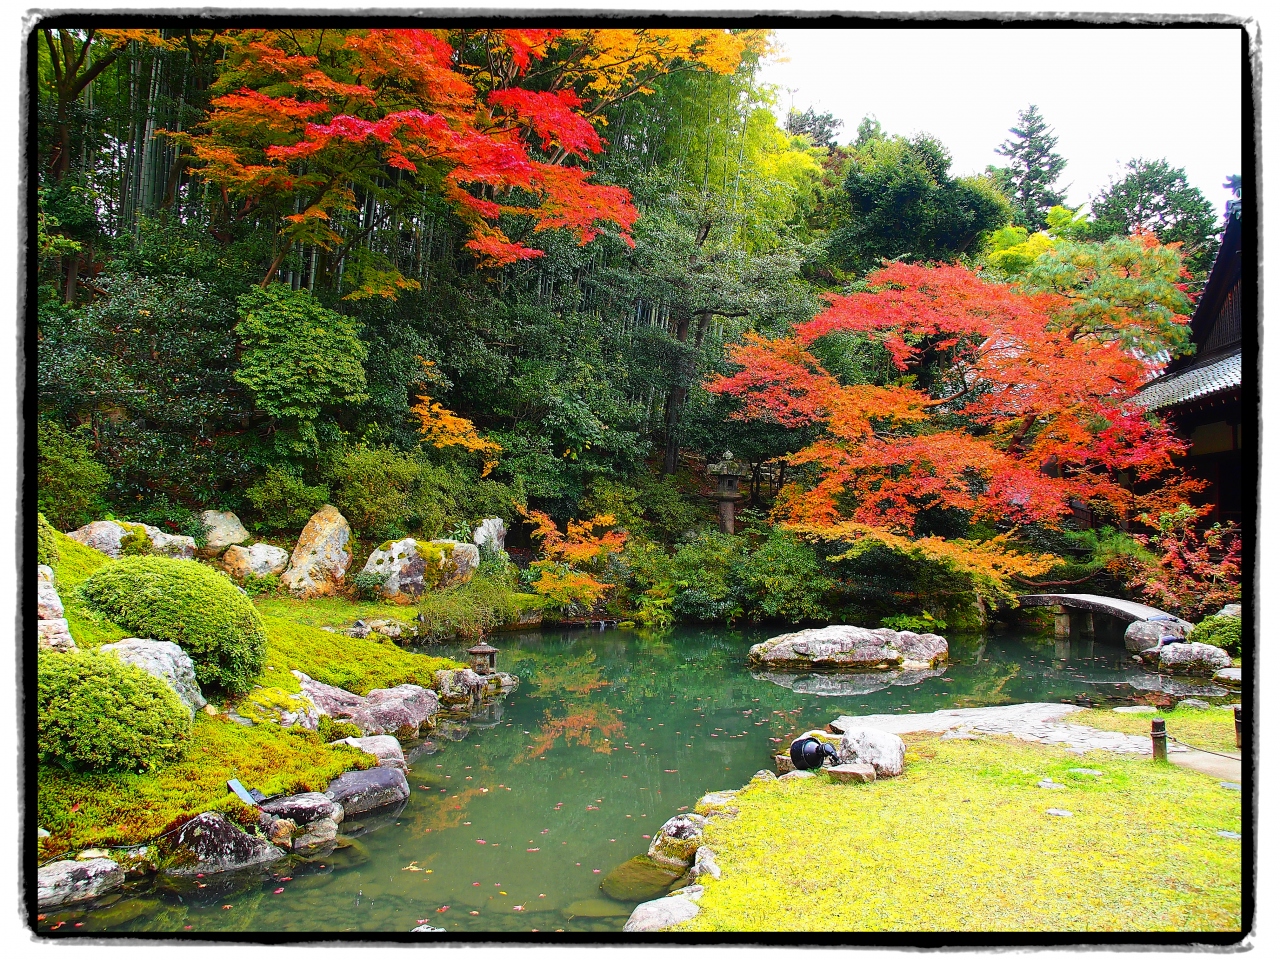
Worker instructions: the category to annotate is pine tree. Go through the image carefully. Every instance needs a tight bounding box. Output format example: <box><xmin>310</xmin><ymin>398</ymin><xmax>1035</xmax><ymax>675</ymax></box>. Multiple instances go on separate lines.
<box><xmin>993</xmin><ymin>104</ymin><xmax>1068</xmax><ymax>231</ymax></box>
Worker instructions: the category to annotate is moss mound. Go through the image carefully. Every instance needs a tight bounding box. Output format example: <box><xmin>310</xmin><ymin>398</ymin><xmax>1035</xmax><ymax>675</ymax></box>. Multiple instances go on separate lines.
<box><xmin>38</xmin><ymin>650</ymin><xmax>191</xmax><ymax>773</ymax></box>
<box><xmin>37</xmin><ymin>512</ymin><xmax>60</xmax><ymax>567</ymax></box>
<box><xmin>80</xmin><ymin>555</ymin><xmax>267</xmax><ymax>694</ymax></box>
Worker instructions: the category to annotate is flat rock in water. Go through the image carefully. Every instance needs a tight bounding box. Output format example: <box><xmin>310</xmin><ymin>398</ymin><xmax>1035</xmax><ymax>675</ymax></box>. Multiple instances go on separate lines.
<box><xmin>566</xmin><ymin>898</ymin><xmax>634</xmax><ymax>918</ymax></box>
<box><xmin>623</xmin><ymin>894</ymin><xmax>700</xmax><ymax>932</ymax></box>
<box><xmin>325</xmin><ymin>765</ymin><xmax>410</xmax><ymax>816</ymax></box>
<box><xmin>748</xmin><ymin>624</ymin><xmax>947</xmax><ymax>671</ymax></box>
<box><xmin>1214</xmin><ymin>667</ymin><xmax>1242</xmax><ymax>687</ymax></box>
<box><xmin>162</xmin><ymin>812</ymin><xmax>284</xmax><ymax>875</ymax></box>
<box><xmin>600</xmin><ymin>855</ymin><xmax>686</xmax><ymax>902</ymax></box>
<box><xmin>259</xmin><ymin>792</ymin><xmax>342</xmax><ymax>826</ymax></box>
<box><xmin>647</xmin><ymin>814</ymin><xmax>707</xmax><ymax>869</ymax></box>
<box><xmin>37</xmin><ymin>857</ymin><xmax>124</xmax><ymax>909</ymax></box>
<box><xmin>1140</xmin><ymin>641</ymin><xmax>1232</xmax><ymax>676</ymax></box>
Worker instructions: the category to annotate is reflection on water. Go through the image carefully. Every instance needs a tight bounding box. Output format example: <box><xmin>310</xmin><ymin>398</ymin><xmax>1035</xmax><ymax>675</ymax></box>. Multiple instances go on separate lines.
<box><xmin>63</xmin><ymin>624</ymin><xmax>1221</xmax><ymax>935</ymax></box>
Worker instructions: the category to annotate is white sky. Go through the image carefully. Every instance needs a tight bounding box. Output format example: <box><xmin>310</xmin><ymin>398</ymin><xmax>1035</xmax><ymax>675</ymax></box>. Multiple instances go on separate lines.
<box><xmin>757</xmin><ymin>27</ymin><xmax>1245</xmax><ymax>216</ymax></box>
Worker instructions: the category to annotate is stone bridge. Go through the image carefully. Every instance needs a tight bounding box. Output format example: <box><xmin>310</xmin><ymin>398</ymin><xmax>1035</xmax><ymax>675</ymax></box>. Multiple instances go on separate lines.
<box><xmin>1017</xmin><ymin>593</ymin><xmax>1193</xmax><ymax>638</ymax></box>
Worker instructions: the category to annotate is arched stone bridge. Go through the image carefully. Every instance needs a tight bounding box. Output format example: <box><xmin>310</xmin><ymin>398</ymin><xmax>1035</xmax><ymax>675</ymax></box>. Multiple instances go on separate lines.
<box><xmin>1017</xmin><ymin>593</ymin><xmax>1194</xmax><ymax>638</ymax></box>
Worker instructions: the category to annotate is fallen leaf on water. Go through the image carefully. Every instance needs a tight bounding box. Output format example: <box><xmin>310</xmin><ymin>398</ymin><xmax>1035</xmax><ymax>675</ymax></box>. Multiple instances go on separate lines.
<box><xmin>500</xmin><ymin>891</ymin><xmax>508</xmax><ymax>896</ymax></box>
<box><xmin>437</xmin><ymin>906</ymin><xmax>450</xmax><ymax>913</ymax></box>
<box><xmin>273</xmin><ymin>888</ymin><xmax>284</xmax><ymax>894</ymax></box>
<box><xmin>541</xmin><ymin>829</ymin><xmax>549</xmax><ymax>834</ymax></box>
<box><xmin>663</xmin><ymin>770</ymin><xmax>677</xmax><ymax>773</ymax></box>
<box><xmin>473</xmin><ymin>882</ymin><xmax>481</xmax><ymax>886</ymax></box>
<box><xmin>470</xmin><ymin>911</ymin><xmax>480</xmax><ymax>916</ymax></box>
<box><xmin>222</xmin><ymin>905</ymin><xmax>232</xmax><ymax>910</ymax></box>
<box><xmin>403</xmin><ymin>861</ymin><xmax>423</xmax><ymax>872</ymax></box>
<box><xmin>475</xmin><ymin>839</ymin><xmax>487</xmax><ymax>844</ymax></box>
<box><xmin>527</xmin><ymin>847</ymin><xmax>540</xmax><ymax>852</ymax></box>
<box><xmin>642</xmin><ymin>835</ymin><xmax>651</xmax><ymax>839</ymax></box>
<box><xmin>513</xmin><ymin>905</ymin><xmax>525</xmax><ymax>912</ymax></box>
<box><xmin>592</xmin><ymin>869</ymin><xmax>601</xmax><ymax>874</ymax></box>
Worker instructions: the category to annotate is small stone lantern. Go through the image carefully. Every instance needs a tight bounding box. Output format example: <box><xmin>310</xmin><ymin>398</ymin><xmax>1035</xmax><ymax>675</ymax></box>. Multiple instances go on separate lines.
<box><xmin>467</xmin><ymin>640</ymin><xmax>498</xmax><ymax>676</ymax></box>
<box><xmin>707</xmin><ymin>450</ymin><xmax>751</xmax><ymax>535</ymax></box>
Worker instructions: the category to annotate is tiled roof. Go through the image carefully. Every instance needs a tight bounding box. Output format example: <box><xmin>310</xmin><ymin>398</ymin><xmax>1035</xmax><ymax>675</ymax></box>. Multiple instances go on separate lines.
<box><xmin>1136</xmin><ymin>350</ymin><xmax>1241</xmax><ymax>410</ymax></box>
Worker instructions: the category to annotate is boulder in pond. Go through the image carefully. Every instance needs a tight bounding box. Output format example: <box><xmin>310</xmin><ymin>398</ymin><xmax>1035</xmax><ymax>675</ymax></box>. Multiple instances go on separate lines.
<box><xmin>162</xmin><ymin>812</ymin><xmax>284</xmax><ymax>875</ymax></box>
<box><xmin>37</xmin><ymin>857</ymin><xmax>124</xmax><ymax>909</ymax></box>
<box><xmin>1139</xmin><ymin>641</ymin><xmax>1232</xmax><ymax>676</ymax></box>
<box><xmin>623</xmin><ymin>893</ymin><xmax>700</xmax><ymax>932</ymax></box>
<box><xmin>222</xmin><ymin>542</ymin><xmax>289</xmax><ymax>579</ymax></box>
<box><xmin>434</xmin><ymin>667</ymin><xmax>517</xmax><ymax>705</ymax></box>
<box><xmin>198</xmin><ymin>510</ymin><xmax>250</xmax><ymax>556</ymax></box>
<box><xmin>748</xmin><ymin>624</ymin><xmax>947</xmax><ymax>671</ymax></box>
<box><xmin>280</xmin><ymin>506</ymin><xmax>352</xmax><ymax>599</ymax></box>
<box><xmin>334</xmin><ymin>734</ymin><xmax>407</xmax><ymax>772</ymax></box>
<box><xmin>600</xmin><ymin>855</ymin><xmax>686</xmax><ymax>902</ymax></box>
<box><xmin>259</xmin><ymin>792</ymin><xmax>343</xmax><ymax>827</ymax></box>
<box><xmin>647</xmin><ymin>813</ymin><xmax>707</xmax><ymax>869</ymax></box>
<box><xmin>324</xmin><ymin>765</ymin><xmax>410</xmax><ymax>816</ymax></box>
<box><xmin>838</xmin><ymin>726</ymin><xmax>906</xmax><ymax>778</ymax></box>
<box><xmin>1125</xmin><ymin>618</ymin><xmax>1192</xmax><ymax>652</ymax></box>
<box><xmin>100</xmin><ymin>638</ymin><xmax>206</xmax><ymax>716</ymax></box>
<box><xmin>292</xmin><ymin>816</ymin><xmax>340</xmax><ymax>854</ymax></box>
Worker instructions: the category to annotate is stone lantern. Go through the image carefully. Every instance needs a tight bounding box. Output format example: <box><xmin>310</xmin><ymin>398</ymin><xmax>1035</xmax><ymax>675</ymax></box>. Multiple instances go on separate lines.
<box><xmin>708</xmin><ymin>450</ymin><xmax>751</xmax><ymax>535</ymax></box>
<box><xmin>467</xmin><ymin>640</ymin><xmax>498</xmax><ymax>676</ymax></box>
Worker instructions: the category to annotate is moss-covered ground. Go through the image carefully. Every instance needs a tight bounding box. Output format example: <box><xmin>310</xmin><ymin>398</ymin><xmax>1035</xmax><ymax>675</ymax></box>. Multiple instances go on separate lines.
<box><xmin>38</xmin><ymin>716</ymin><xmax>376</xmax><ymax>858</ymax></box>
<box><xmin>1068</xmin><ymin>705</ymin><xmax>1240</xmax><ymax>756</ymax></box>
<box><xmin>680</xmin><ymin>735</ymin><xmax>1242</xmax><ymax>933</ymax></box>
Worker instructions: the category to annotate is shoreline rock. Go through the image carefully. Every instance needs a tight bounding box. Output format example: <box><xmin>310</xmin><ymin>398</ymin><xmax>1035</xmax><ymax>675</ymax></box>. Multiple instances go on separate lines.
<box><xmin>293</xmin><ymin>671</ymin><xmax>439</xmax><ymax>738</ymax></box>
<box><xmin>324</xmin><ymin>766</ymin><xmax>410</xmax><ymax>817</ymax></box>
<box><xmin>748</xmin><ymin>624</ymin><xmax>948</xmax><ymax>671</ymax></box>
<box><xmin>37</xmin><ymin>858</ymin><xmax>124</xmax><ymax>909</ymax></box>
<box><xmin>161</xmin><ymin>812</ymin><xmax>285</xmax><ymax>876</ymax></box>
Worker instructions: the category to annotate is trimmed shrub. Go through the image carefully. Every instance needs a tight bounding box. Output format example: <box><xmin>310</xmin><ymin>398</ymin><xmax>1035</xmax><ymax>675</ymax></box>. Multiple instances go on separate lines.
<box><xmin>325</xmin><ymin>445</ymin><xmax>421</xmax><ymax>540</ymax></box>
<box><xmin>1188</xmin><ymin>614</ymin><xmax>1242</xmax><ymax>656</ymax></box>
<box><xmin>37</xmin><ymin>512</ymin><xmax>60</xmax><ymax>567</ymax></box>
<box><xmin>79</xmin><ymin>556</ymin><xmax>267</xmax><ymax>694</ymax></box>
<box><xmin>37</xmin><ymin>418</ymin><xmax>110</xmax><ymax>530</ymax></box>
<box><xmin>38</xmin><ymin>650</ymin><xmax>191</xmax><ymax>773</ymax></box>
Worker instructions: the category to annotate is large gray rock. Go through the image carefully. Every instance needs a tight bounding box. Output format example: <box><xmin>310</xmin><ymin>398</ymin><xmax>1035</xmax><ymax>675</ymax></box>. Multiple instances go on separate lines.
<box><xmin>434</xmin><ymin>667</ymin><xmax>517</xmax><ymax>705</ymax></box>
<box><xmin>100</xmin><ymin>638</ymin><xmax>206</xmax><ymax>716</ymax></box>
<box><xmin>694</xmin><ymin>791</ymin><xmax>739</xmax><ymax>818</ymax></box>
<box><xmin>361</xmin><ymin>538</ymin><xmax>430</xmax><ymax>601</ymax></box>
<box><xmin>292</xmin><ymin>671</ymin><xmax>438</xmax><ymax>737</ymax></box>
<box><xmin>1214</xmin><ymin>667</ymin><xmax>1242</xmax><ymax>688</ymax></box>
<box><xmin>647</xmin><ymin>813</ymin><xmax>707</xmax><ymax>869</ymax></box>
<box><xmin>223</xmin><ymin>542</ymin><xmax>289</xmax><ymax>579</ymax></box>
<box><xmin>1140</xmin><ymin>641</ymin><xmax>1233</xmax><ymax>676</ymax></box>
<box><xmin>431</xmin><ymin>539</ymin><xmax>480</xmax><ymax>588</ymax></box>
<box><xmin>281</xmin><ymin>506</ymin><xmax>352</xmax><ymax>599</ymax></box>
<box><xmin>292</xmin><ymin>816</ymin><xmax>339</xmax><ymax>854</ymax></box>
<box><xmin>748</xmin><ymin>624</ymin><xmax>948</xmax><ymax>671</ymax></box>
<box><xmin>623</xmin><ymin>893</ymin><xmax>700</xmax><ymax>932</ymax></box>
<box><xmin>473</xmin><ymin>517</ymin><xmax>507</xmax><ymax>553</ymax></box>
<box><xmin>37</xmin><ymin>618</ymin><xmax>76</xmax><ymax>653</ymax></box>
<box><xmin>199</xmin><ymin>510</ymin><xmax>250</xmax><ymax>556</ymax></box>
<box><xmin>162</xmin><ymin>812</ymin><xmax>285</xmax><ymax>875</ymax></box>
<box><xmin>1215</xmin><ymin>604</ymin><xmax>1242</xmax><ymax>619</ymax></box>
<box><xmin>38</xmin><ymin>578</ymin><xmax>64</xmax><ymax>620</ymax></box>
<box><xmin>37</xmin><ymin>857</ymin><xmax>124</xmax><ymax>909</ymax></box>
<box><xmin>335</xmin><ymin>734</ymin><xmax>407</xmax><ymax>772</ymax></box>
<box><xmin>325</xmin><ymin>766</ymin><xmax>410</xmax><ymax>816</ymax></box>
<box><xmin>1125</xmin><ymin>619</ymin><xmax>1191</xmax><ymax>652</ymax></box>
<box><xmin>66</xmin><ymin>519</ymin><xmax>195</xmax><ymax>559</ymax></box>
<box><xmin>259</xmin><ymin>792</ymin><xmax>342</xmax><ymax>827</ymax></box>
<box><xmin>838</xmin><ymin>726</ymin><xmax>906</xmax><ymax>778</ymax></box>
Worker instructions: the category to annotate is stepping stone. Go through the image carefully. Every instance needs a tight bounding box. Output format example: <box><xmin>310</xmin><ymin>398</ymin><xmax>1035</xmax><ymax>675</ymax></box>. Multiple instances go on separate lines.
<box><xmin>1113</xmin><ymin>706</ymin><xmax>1157</xmax><ymax>714</ymax></box>
<box><xmin>1216</xmin><ymin>831</ymin><xmax>1241</xmax><ymax>840</ymax></box>
<box><xmin>827</xmin><ymin>762</ymin><xmax>876</xmax><ymax>784</ymax></box>
<box><xmin>1045</xmin><ymin>809</ymin><xmax>1073</xmax><ymax>818</ymax></box>
<box><xmin>1219</xmin><ymin>782</ymin><xmax>1241</xmax><ymax>791</ymax></box>
<box><xmin>1179</xmin><ymin>699</ymin><xmax>1212</xmax><ymax>709</ymax></box>
<box><xmin>1068</xmin><ymin>768</ymin><xmax>1103</xmax><ymax>777</ymax></box>
<box><xmin>1037</xmin><ymin>779</ymin><xmax>1066</xmax><ymax>790</ymax></box>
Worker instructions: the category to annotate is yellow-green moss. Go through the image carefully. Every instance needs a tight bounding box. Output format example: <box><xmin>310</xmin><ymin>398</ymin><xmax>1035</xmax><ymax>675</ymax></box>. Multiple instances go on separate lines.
<box><xmin>254</xmin><ymin>595</ymin><xmax>418</xmax><ymax>632</ymax></box>
<box><xmin>37</xmin><ymin>714</ymin><xmax>375</xmax><ymax>857</ymax></box>
<box><xmin>679</xmin><ymin>735</ymin><xmax>1242</xmax><ymax>933</ymax></box>
<box><xmin>260</xmin><ymin>614</ymin><xmax>462</xmax><ymax>695</ymax></box>
<box><xmin>48</xmin><ymin>531</ymin><xmax>129</xmax><ymax>649</ymax></box>
<box><xmin>1067</xmin><ymin>705</ymin><xmax>1240</xmax><ymax>756</ymax></box>
<box><xmin>236</xmin><ymin>685</ymin><xmax>314</xmax><ymax>724</ymax></box>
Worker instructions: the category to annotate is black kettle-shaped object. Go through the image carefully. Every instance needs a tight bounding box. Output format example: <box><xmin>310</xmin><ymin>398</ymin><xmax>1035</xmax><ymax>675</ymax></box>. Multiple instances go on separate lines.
<box><xmin>789</xmin><ymin>736</ymin><xmax>838</xmax><ymax>771</ymax></box>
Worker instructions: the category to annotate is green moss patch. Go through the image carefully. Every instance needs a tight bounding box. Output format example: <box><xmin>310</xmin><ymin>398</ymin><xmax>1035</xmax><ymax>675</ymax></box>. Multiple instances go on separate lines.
<box><xmin>260</xmin><ymin>614</ymin><xmax>461</xmax><ymax>696</ymax></box>
<box><xmin>37</xmin><ymin>714</ymin><xmax>373</xmax><ymax>857</ymax></box>
<box><xmin>415</xmin><ymin>576</ymin><xmax>547</xmax><ymax>642</ymax></box>
<box><xmin>680</xmin><ymin>736</ymin><xmax>1241</xmax><ymax>933</ymax></box>
<box><xmin>1067</xmin><ymin>705</ymin><xmax>1240</xmax><ymax>756</ymax></box>
<box><xmin>254</xmin><ymin>595</ymin><xmax>418</xmax><ymax>632</ymax></box>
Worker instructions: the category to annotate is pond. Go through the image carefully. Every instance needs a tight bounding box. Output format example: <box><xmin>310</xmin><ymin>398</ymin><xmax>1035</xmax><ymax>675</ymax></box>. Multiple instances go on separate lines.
<box><xmin>68</xmin><ymin>623</ymin><xmax>1227</xmax><ymax>935</ymax></box>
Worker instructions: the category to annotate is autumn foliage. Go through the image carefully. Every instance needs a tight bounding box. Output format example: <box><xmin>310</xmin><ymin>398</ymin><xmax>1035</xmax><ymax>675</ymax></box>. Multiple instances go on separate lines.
<box><xmin>708</xmin><ymin>260</ymin><xmax>1198</xmax><ymax>600</ymax></box>
<box><xmin>518</xmin><ymin>506</ymin><xmax>627</xmax><ymax>613</ymax></box>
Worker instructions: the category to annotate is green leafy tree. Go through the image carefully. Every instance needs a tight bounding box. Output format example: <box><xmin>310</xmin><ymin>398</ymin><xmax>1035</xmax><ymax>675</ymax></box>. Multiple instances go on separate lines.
<box><xmin>785</xmin><ymin>106</ymin><xmax>843</xmax><ymax>148</ymax></box>
<box><xmin>830</xmin><ymin>133</ymin><xmax>1012</xmax><ymax>275</ymax></box>
<box><xmin>990</xmin><ymin>104</ymin><xmax>1068</xmax><ymax>231</ymax></box>
<box><xmin>1089</xmin><ymin>158</ymin><xmax>1220</xmax><ymax>277</ymax></box>
<box><xmin>36</xmin><ymin>418</ymin><xmax>110</xmax><ymax>529</ymax></box>
<box><xmin>234</xmin><ymin>285</ymin><xmax>369</xmax><ymax>459</ymax></box>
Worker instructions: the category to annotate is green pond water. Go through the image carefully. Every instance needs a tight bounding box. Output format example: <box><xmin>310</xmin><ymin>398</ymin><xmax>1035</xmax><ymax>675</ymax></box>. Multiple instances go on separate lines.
<box><xmin>62</xmin><ymin>623</ymin><xmax>1231</xmax><ymax>935</ymax></box>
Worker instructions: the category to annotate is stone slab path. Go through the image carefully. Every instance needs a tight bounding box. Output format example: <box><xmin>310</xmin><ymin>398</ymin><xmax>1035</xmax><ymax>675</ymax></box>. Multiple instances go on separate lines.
<box><xmin>830</xmin><ymin>702</ymin><xmax>1187</xmax><ymax>757</ymax></box>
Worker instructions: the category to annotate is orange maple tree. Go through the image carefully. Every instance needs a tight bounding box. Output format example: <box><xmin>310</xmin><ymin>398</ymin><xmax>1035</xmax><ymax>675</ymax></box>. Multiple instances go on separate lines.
<box><xmin>518</xmin><ymin>505</ymin><xmax>627</xmax><ymax>612</ymax></box>
<box><xmin>707</xmin><ymin>260</ymin><xmax>1199</xmax><ymax>600</ymax></box>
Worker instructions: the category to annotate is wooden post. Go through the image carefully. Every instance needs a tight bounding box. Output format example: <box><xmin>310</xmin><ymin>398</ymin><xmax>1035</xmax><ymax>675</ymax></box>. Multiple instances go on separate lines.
<box><xmin>1151</xmin><ymin>718</ymin><xmax>1167</xmax><ymax>762</ymax></box>
<box><xmin>1053</xmin><ymin>605</ymin><xmax>1071</xmax><ymax>639</ymax></box>
<box><xmin>1234</xmin><ymin>706</ymin><xmax>1242</xmax><ymax>749</ymax></box>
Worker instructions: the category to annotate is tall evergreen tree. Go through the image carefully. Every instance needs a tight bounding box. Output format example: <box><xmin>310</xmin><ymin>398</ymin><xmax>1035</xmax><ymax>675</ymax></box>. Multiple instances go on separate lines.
<box><xmin>992</xmin><ymin>104</ymin><xmax>1068</xmax><ymax>232</ymax></box>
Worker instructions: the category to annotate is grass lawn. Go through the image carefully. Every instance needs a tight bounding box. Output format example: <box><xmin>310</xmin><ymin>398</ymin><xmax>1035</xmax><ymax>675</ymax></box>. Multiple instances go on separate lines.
<box><xmin>1067</xmin><ymin>705</ymin><xmax>1240</xmax><ymax>756</ymax></box>
<box><xmin>680</xmin><ymin>735</ymin><xmax>1242</xmax><ymax>933</ymax></box>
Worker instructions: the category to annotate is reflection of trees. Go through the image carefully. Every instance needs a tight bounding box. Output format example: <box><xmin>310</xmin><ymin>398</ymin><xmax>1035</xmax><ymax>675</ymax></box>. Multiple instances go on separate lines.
<box><xmin>946</xmin><ymin>664</ymin><xmax>1023</xmax><ymax>708</ymax></box>
<box><xmin>521</xmin><ymin>703</ymin><xmax>627</xmax><ymax>760</ymax></box>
